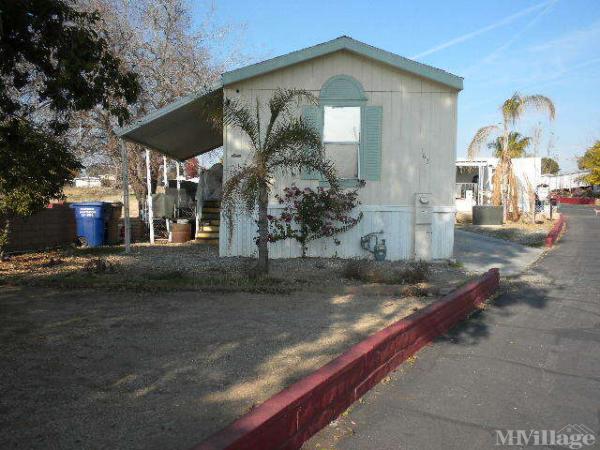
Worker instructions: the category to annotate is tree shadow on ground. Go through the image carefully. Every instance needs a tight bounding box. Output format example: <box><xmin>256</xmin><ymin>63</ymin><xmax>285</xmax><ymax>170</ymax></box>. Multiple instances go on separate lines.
<box><xmin>0</xmin><ymin>272</ymin><xmax>439</xmax><ymax>450</ymax></box>
<box><xmin>436</xmin><ymin>277</ymin><xmax>559</xmax><ymax>346</ymax></box>
<box><xmin>440</xmin><ymin>203</ymin><xmax>593</xmax><ymax>348</ymax></box>
<box><xmin>454</xmin><ymin>229</ymin><xmax>544</xmax><ymax>276</ymax></box>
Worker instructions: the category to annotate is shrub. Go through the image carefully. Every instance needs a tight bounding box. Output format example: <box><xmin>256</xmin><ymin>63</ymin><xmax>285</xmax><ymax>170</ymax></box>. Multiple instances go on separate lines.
<box><xmin>268</xmin><ymin>184</ymin><xmax>363</xmax><ymax>257</ymax></box>
<box><xmin>342</xmin><ymin>260</ymin><xmax>430</xmax><ymax>285</ymax></box>
<box><xmin>400</xmin><ymin>261</ymin><xmax>430</xmax><ymax>284</ymax></box>
<box><xmin>342</xmin><ymin>259</ymin><xmax>372</xmax><ymax>282</ymax></box>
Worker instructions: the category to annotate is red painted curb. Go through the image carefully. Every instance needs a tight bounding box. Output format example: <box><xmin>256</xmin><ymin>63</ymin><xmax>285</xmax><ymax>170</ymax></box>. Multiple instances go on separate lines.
<box><xmin>557</xmin><ymin>197</ymin><xmax>595</xmax><ymax>205</ymax></box>
<box><xmin>191</xmin><ymin>268</ymin><xmax>500</xmax><ymax>450</ymax></box>
<box><xmin>545</xmin><ymin>214</ymin><xmax>566</xmax><ymax>248</ymax></box>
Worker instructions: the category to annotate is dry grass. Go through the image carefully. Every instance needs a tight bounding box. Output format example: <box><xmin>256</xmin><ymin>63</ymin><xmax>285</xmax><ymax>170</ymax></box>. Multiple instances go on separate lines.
<box><xmin>0</xmin><ymin>242</ymin><xmax>464</xmax><ymax>296</ymax></box>
<box><xmin>457</xmin><ymin>215</ymin><xmax>558</xmax><ymax>247</ymax></box>
<box><xmin>0</xmin><ymin>247</ymin><xmax>470</xmax><ymax>448</ymax></box>
<box><xmin>342</xmin><ymin>259</ymin><xmax>430</xmax><ymax>284</ymax></box>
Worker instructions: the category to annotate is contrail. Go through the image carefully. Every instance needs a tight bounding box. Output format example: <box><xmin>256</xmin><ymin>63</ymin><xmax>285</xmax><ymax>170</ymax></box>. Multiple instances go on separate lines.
<box><xmin>462</xmin><ymin>0</ymin><xmax>559</xmax><ymax>75</ymax></box>
<box><xmin>411</xmin><ymin>0</ymin><xmax>555</xmax><ymax>60</ymax></box>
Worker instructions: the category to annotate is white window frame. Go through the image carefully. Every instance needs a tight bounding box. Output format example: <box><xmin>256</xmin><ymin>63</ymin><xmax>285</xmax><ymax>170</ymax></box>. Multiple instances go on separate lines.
<box><xmin>322</xmin><ymin>106</ymin><xmax>361</xmax><ymax>179</ymax></box>
<box><xmin>322</xmin><ymin>106</ymin><xmax>361</xmax><ymax>144</ymax></box>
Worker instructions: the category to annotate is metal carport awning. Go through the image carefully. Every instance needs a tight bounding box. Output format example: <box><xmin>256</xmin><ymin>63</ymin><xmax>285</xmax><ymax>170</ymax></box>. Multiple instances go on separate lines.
<box><xmin>115</xmin><ymin>84</ymin><xmax>223</xmax><ymax>252</ymax></box>
<box><xmin>116</xmin><ymin>84</ymin><xmax>223</xmax><ymax>161</ymax></box>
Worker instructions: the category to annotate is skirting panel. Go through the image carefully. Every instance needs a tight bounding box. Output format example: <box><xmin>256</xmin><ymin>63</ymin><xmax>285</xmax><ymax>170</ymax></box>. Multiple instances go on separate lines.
<box><xmin>219</xmin><ymin>206</ymin><xmax>455</xmax><ymax>260</ymax></box>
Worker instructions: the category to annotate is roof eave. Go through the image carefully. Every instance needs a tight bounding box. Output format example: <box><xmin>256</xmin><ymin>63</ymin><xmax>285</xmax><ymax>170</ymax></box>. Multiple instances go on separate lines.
<box><xmin>115</xmin><ymin>82</ymin><xmax>223</xmax><ymax>138</ymax></box>
<box><xmin>222</xmin><ymin>36</ymin><xmax>463</xmax><ymax>91</ymax></box>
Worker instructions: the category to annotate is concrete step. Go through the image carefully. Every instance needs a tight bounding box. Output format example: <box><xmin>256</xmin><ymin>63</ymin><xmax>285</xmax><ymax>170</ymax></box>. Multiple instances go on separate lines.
<box><xmin>201</xmin><ymin>213</ymin><xmax>220</xmax><ymax>221</ymax></box>
<box><xmin>196</xmin><ymin>238</ymin><xmax>219</xmax><ymax>245</ymax></box>
<box><xmin>199</xmin><ymin>225</ymin><xmax>219</xmax><ymax>232</ymax></box>
<box><xmin>196</xmin><ymin>231</ymin><xmax>219</xmax><ymax>239</ymax></box>
<box><xmin>200</xmin><ymin>219</ymin><xmax>220</xmax><ymax>227</ymax></box>
<box><xmin>202</xmin><ymin>207</ymin><xmax>220</xmax><ymax>214</ymax></box>
<box><xmin>202</xmin><ymin>200</ymin><xmax>221</xmax><ymax>208</ymax></box>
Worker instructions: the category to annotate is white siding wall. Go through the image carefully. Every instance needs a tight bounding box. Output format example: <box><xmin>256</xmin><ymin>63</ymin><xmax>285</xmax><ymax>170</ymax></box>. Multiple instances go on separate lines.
<box><xmin>221</xmin><ymin>50</ymin><xmax>459</xmax><ymax>260</ymax></box>
<box><xmin>220</xmin><ymin>206</ymin><xmax>455</xmax><ymax>260</ymax></box>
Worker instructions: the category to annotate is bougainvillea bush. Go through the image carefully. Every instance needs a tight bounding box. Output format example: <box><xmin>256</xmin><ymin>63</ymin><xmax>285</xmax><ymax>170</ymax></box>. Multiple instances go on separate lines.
<box><xmin>267</xmin><ymin>184</ymin><xmax>363</xmax><ymax>257</ymax></box>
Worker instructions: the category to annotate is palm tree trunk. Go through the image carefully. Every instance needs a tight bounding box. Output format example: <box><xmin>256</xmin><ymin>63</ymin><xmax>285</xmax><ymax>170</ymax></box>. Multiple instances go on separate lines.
<box><xmin>257</xmin><ymin>182</ymin><xmax>269</xmax><ymax>274</ymax></box>
<box><xmin>501</xmin><ymin>126</ymin><xmax>510</xmax><ymax>222</ymax></box>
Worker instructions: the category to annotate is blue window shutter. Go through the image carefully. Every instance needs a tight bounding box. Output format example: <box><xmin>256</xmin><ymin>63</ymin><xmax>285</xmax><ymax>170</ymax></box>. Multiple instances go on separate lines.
<box><xmin>360</xmin><ymin>106</ymin><xmax>382</xmax><ymax>181</ymax></box>
<box><xmin>301</xmin><ymin>105</ymin><xmax>322</xmax><ymax>180</ymax></box>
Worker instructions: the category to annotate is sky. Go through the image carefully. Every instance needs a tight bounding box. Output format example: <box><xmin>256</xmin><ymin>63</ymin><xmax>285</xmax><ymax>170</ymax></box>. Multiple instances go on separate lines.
<box><xmin>199</xmin><ymin>0</ymin><xmax>600</xmax><ymax>172</ymax></box>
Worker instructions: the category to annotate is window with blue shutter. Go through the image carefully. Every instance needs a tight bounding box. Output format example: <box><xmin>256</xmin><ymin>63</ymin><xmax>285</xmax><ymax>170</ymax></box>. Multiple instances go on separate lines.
<box><xmin>361</xmin><ymin>106</ymin><xmax>383</xmax><ymax>181</ymax></box>
<box><xmin>309</xmin><ymin>75</ymin><xmax>382</xmax><ymax>184</ymax></box>
<box><xmin>301</xmin><ymin>105</ymin><xmax>322</xmax><ymax>180</ymax></box>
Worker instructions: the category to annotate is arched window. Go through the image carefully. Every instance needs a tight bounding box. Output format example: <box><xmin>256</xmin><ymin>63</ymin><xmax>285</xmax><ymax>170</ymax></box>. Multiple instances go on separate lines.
<box><xmin>302</xmin><ymin>75</ymin><xmax>382</xmax><ymax>183</ymax></box>
<box><xmin>319</xmin><ymin>75</ymin><xmax>367</xmax><ymax>106</ymax></box>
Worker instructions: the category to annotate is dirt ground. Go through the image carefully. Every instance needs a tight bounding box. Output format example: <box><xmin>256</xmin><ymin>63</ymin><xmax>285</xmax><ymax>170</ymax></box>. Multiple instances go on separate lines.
<box><xmin>0</xmin><ymin>245</ymin><xmax>468</xmax><ymax>449</ymax></box>
<box><xmin>456</xmin><ymin>214</ymin><xmax>557</xmax><ymax>247</ymax></box>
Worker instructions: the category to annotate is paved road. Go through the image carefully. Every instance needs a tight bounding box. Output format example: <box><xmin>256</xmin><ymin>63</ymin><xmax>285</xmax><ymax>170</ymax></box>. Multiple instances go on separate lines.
<box><xmin>454</xmin><ymin>229</ymin><xmax>544</xmax><ymax>276</ymax></box>
<box><xmin>308</xmin><ymin>205</ymin><xmax>600</xmax><ymax>450</ymax></box>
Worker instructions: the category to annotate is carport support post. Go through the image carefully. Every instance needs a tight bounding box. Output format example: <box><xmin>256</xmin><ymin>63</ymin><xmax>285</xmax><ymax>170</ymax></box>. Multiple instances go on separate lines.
<box><xmin>163</xmin><ymin>156</ymin><xmax>171</xmax><ymax>241</ymax></box>
<box><xmin>176</xmin><ymin>161</ymin><xmax>181</xmax><ymax>215</ymax></box>
<box><xmin>163</xmin><ymin>156</ymin><xmax>169</xmax><ymax>187</ymax></box>
<box><xmin>195</xmin><ymin>170</ymin><xmax>203</xmax><ymax>238</ymax></box>
<box><xmin>478</xmin><ymin>165</ymin><xmax>483</xmax><ymax>205</ymax></box>
<box><xmin>119</xmin><ymin>140</ymin><xmax>131</xmax><ymax>253</ymax></box>
<box><xmin>145</xmin><ymin>149</ymin><xmax>155</xmax><ymax>243</ymax></box>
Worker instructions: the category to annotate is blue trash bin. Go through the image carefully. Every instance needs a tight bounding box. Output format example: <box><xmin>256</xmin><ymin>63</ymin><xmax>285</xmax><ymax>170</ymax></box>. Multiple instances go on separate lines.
<box><xmin>70</xmin><ymin>202</ymin><xmax>108</xmax><ymax>247</ymax></box>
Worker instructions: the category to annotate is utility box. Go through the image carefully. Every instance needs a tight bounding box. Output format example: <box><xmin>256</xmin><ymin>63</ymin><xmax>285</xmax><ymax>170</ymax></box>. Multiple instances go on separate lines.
<box><xmin>415</xmin><ymin>193</ymin><xmax>433</xmax><ymax>224</ymax></box>
<box><xmin>414</xmin><ymin>193</ymin><xmax>433</xmax><ymax>260</ymax></box>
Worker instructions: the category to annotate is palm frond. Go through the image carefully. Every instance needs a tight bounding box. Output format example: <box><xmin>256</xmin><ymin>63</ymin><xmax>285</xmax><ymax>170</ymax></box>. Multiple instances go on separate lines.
<box><xmin>501</xmin><ymin>92</ymin><xmax>522</xmax><ymax>126</ymax></box>
<box><xmin>467</xmin><ymin>125</ymin><xmax>499</xmax><ymax>159</ymax></box>
<box><xmin>488</xmin><ymin>131</ymin><xmax>531</xmax><ymax>158</ymax></box>
<box><xmin>264</xmin><ymin>89</ymin><xmax>318</xmax><ymax>147</ymax></box>
<box><xmin>264</xmin><ymin>116</ymin><xmax>339</xmax><ymax>188</ymax></box>
<box><xmin>268</xmin><ymin>153</ymin><xmax>339</xmax><ymax>190</ymax></box>
<box><xmin>221</xmin><ymin>165</ymin><xmax>261</xmax><ymax>243</ymax></box>
<box><xmin>265</xmin><ymin>116</ymin><xmax>322</xmax><ymax>159</ymax></box>
<box><xmin>502</xmin><ymin>92</ymin><xmax>556</xmax><ymax>125</ymax></box>
<box><xmin>519</xmin><ymin>95</ymin><xmax>555</xmax><ymax>121</ymax></box>
<box><xmin>223</xmin><ymin>98</ymin><xmax>259</xmax><ymax>150</ymax></box>
<box><xmin>255</xmin><ymin>98</ymin><xmax>262</xmax><ymax>149</ymax></box>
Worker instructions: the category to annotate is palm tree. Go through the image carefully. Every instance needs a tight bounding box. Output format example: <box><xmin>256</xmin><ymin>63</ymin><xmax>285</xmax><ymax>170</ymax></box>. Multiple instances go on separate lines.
<box><xmin>222</xmin><ymin>89</ymin><xmax>338</xmax><ymax>274</ymax></box>
<box><xmin>467</xmin><ymin>93</ymin><xmax>555</xmax><ymax>220</ymax></box>
<box><xmin>488</xmin><ymin>131</ymin><xmax>531</xmax><ymax>158</ymax></box>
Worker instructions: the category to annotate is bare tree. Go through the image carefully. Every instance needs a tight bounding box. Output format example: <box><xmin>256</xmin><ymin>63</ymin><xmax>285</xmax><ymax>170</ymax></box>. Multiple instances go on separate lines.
<box><xmin>70</xmin><ymin>0</ymin><xmax>245</xmax><ymax>204</ymax></box>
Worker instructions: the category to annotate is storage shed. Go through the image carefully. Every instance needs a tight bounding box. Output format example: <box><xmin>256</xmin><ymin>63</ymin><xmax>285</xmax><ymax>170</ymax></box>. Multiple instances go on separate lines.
<box><xmin>118</xmin><ymin>36</ymin><xmax>463</xmax><ymax>261</ymax></box>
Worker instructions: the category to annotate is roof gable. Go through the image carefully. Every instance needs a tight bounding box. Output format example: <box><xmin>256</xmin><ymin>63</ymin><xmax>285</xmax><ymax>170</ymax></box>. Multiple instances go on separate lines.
<box><xmin>222</xmin><ymin>36</ymin><xmax>463</xmax><ymax>91</ymax></box>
